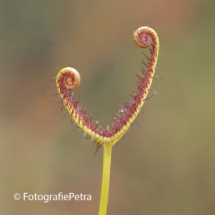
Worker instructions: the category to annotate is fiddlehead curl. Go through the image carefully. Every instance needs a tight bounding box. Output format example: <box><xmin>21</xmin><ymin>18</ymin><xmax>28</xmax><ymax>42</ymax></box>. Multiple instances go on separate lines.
<box><xmin>133</xmin><ymin>26</ymin><xmax>153</xmax><ymax>48</ymax></box>
<box><xmin>59</xmin><ymin>67</ymin><xmax>81</xmax><ymax>91</ymax></box>
<box><xmin>56</xmin><ymin>26</ymin><xmax>159</xmax><ymax>147</ymax></box>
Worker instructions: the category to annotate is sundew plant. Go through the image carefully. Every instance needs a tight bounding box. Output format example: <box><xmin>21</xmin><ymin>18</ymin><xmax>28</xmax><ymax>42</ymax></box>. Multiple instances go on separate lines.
<box><xmin>54</xmin><ymin>26</ymin><xmax>160</xmax><ymax>215</ymax></box>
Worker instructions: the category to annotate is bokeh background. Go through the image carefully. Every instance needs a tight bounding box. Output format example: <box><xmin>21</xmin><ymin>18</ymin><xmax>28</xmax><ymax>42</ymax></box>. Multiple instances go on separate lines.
<box><xmin>1</xmin><ymin>0</ymin><xmax>215</xmax><ymax>214</ymax></box>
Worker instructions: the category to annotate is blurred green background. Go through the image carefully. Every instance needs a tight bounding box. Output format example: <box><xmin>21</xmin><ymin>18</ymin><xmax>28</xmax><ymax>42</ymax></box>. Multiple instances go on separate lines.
<box><xmin>1</xmin><ymin>0</ymin><xmax>215</xmax><ymax>214</ymax></box>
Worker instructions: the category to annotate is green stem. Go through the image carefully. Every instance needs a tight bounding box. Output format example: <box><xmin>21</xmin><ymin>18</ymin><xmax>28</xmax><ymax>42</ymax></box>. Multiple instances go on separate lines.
<box><xmin>98</xmin><ymin>143</ymin><xmax>113</xmax><ymax>215</ymax></box>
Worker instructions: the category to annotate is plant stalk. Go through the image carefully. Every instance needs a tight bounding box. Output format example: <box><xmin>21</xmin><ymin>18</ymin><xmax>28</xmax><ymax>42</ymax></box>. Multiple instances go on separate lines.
<box><xmin>98</xmin><ymin>143</ymin><xmax>113</xmax><ymax>215</ymax></box>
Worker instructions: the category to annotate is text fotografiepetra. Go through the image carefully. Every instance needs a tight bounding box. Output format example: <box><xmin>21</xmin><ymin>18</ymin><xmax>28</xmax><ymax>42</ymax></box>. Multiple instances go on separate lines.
<box><xmin>23</xmin><ymin>192</ymin><xmax>92</xmax><ymax>203</ymax></box>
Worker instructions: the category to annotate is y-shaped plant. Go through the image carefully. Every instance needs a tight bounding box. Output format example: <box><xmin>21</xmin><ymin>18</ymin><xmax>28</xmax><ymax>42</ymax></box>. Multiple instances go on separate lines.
<box><xmin>55</xmin><ymin>26</ymin><xmax>159</xmax><ymax>215</ymax></box>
